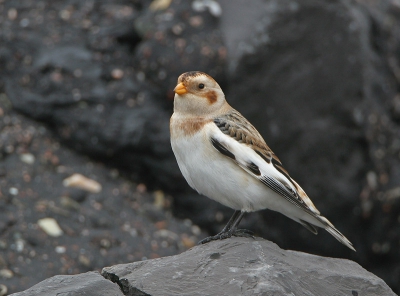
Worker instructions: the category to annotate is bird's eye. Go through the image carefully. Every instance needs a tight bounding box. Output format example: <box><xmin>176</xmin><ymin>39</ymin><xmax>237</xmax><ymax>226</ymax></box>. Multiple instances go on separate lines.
<box><xmin>198</xmin><ymin>83</ymin><xmax>205</xmax><ymax>89</ymax></box>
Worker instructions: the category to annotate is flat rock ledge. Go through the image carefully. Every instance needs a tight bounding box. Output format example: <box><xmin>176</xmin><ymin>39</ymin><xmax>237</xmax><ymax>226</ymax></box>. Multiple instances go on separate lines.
<box><xmin>12</xmin><ymin>238</ymin><xmax>395</xmax><ymax>296</ymax></box>
<box><xmin>10</xmin><ymin>271</ymin><xmax>124</xmax><ymax>296</ymax></box>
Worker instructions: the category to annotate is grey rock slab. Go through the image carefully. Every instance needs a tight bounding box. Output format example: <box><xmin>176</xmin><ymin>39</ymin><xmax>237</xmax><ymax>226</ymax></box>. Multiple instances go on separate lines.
<box><xmin>222</xmin><ymin>0</ymin><xmax>400</xmax><ymax>291</ymax></box>
<box><xmin>102</xmin><ymin>237</ymin><xmax>395</xmax><ymax>296</ymax></box>
<box><xmin>10</xmin><ymin>271</ymin><xmax>124</xmax><ymax>296</ymax></box>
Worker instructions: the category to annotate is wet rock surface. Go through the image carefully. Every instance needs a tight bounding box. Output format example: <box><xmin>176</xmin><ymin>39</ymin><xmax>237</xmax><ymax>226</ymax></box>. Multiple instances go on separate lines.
<box><xmin>10</xmin><ymin>238</ymin><xmax>395</xmax><ymax>296</ymax></box>
<box><xmin>10</xmin><ymin>271</ymin><xmax>124</xmax><ymax>296</ymax></box>
<box><xmin>102</xmin><ymin>237</ymin><xmax>394</xmax><ymax>296</ymax></box>
<box><xmin>1</xmin><ymin>0</ymin><xmax>400</xmax><ymax>294</ymax></box>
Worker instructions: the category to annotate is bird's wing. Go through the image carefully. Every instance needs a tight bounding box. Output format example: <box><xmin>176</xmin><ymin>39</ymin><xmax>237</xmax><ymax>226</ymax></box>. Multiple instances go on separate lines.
<box><xmin>211</xmin><ymin>109</ymin><xmax>321</xmax><ymax>217</ymax></box>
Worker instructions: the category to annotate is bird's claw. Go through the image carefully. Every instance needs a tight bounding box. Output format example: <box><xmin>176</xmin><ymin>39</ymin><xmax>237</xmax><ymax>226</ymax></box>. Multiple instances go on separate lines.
<box><xmin>198</xmin><ymin>229</ymin><xmax>254</xmax><ymax>245</ymax></box>
<box><xmin>231</xmin><ymin>229</ymin><xmax>254</xmax><ymax>239</ymax></box>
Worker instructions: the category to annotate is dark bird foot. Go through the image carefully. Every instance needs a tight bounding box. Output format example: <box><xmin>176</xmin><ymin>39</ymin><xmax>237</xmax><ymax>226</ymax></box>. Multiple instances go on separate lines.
<box><xmin>198</xmin><ymin>229</ymin><xmax>254</xmax><ymax>245</ymax></box>
<box><xmin>231</xmin><ymin>229</ymin><xmax>254</xmax><ymax>238</ymax></box>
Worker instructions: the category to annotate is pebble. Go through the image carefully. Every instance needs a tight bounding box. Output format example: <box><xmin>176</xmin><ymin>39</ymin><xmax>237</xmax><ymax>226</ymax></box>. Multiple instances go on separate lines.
<box><xmin>100</xmin><ymin>239</ymin><xmax>111</xmax><ymax>249</ymax></box>
<box><xmin>20</xmin><ymin>153</ymin><xmax>35</xmax><ymax>164</ymax></box>
<box><xmin>153</xmin><ymin>190</ymin><xmax>165</xmax><ymax>209</ymax></box>
<box><xmin>37</xmin><ymin>218</ymin><xmax>63</xmax><ymax>237</ymax></box>
<box><xmin>78</xmin><ymin>254</ymin><xmax>91</xmax><ymax>267</ymax></box>
<box><xmin>154</xmin><ymin>229</ymin><xmax>178</xmax><ymax>240</ymax></box>
<box><xmin>181</xmin><ymin>235</ymin><xmax>195</xmax><ymax>248</ymax></box>
<box><xmin>15</xmin><ymin>239</ymin><xmax>24</xmax><ymax>252</ymax></box>
<box><xmin>149</xmin><ymin>0</ymin><xmax>172</xmax><ymax>11</ymax></box>
<box><xmin>63</xmin><ymin>174</ymin><xmax>102</xmax><ymax>193</ymax></box>
<box><xmin>111</xmin><ymin>68</ymin><xmax>124</xmax><ymax>80</ymax></box>
<box><xmin>60</xmin><ymin>196</ymin><xmax>81</xmax><ymax>210</ymax></box>
<box><xmin>192</xmin><ymin>0</ymin><xmax>222</xmax><ymax>17</ymax></box>
<box><xmin>8</xmin><ymin>187</ymin><xmax>19</xmax><ymax>195</ymax></box>
<box><xmin>7</xmin><ymin>8</ymin><xmax>17</xmax><ymax>20</ymax></box>
<box><xmin>191</xmin><ymin>225</ymin><xmax>201</xmax><ymax>236</ymax></box>
<box><xmin>0</xmin><ymin>240</ymin><xmax>6</xmax><ymax>249</ymax></box>
<box><xmin>55</xmin><ymin>246</ymin><xmax>66</xmax><ymax>254</ymax></box>
<box><xmin>0</xmin><ymin>269</ymin><xmax>13</xmax><ymax>279</ymax></box>
<box><xmin>0</xmin><ymin>284</ymin><xmax>7</xmax><ymax>296</ymax></box>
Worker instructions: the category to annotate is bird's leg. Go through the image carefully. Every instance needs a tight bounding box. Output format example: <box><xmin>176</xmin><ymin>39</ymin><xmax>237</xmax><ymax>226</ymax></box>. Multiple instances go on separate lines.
<box><xmin>225</xmin><ymin>211</ymin><xmax>254</xmax><ymax>239</ymax></box>
<box><xmin>198</xmin><ymin>210</ymin><xmax>240</xmax><ymax>244</ymax></box>
<box><xmin>198</xmin><ymin>210</ymin><xmax>254</xmax><ymax>244</ymax></box>
<box><xmin>219</xmin><ymin>210</ymin><xmax>241</xmax><ymax>233</ymax></box>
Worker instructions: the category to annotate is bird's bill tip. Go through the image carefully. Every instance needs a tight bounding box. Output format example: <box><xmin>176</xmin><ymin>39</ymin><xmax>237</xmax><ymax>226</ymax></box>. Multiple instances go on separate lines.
<box><xmin>174</xmin><ymin>83</ymin><xmax>187</xmax><ymax>95</ymax></box>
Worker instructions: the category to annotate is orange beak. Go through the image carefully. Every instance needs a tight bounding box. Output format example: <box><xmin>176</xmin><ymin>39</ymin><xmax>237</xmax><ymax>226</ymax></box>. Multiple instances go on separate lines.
<box><xmin>174</xmin><ymin>83</ymin><xmax>187</xmax><ymax>95</ymax></box>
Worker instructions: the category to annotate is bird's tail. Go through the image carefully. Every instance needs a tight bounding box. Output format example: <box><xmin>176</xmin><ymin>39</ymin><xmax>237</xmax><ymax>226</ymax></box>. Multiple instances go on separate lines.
<box><xmin>319</xmin><ymin>216</ymin><xmax>356</xmax><ymax>252</ymax></box>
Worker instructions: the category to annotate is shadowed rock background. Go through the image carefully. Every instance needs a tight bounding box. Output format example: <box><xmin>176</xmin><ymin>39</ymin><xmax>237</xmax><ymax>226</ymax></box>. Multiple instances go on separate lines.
<box><xmin>0</xmin><ymin>0</ymin><xmax>400</xmax><ymax>294</ymax></box>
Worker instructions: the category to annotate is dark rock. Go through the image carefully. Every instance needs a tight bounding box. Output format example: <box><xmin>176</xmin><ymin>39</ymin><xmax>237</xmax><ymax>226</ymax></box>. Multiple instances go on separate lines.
<box><xmin>217</xmin><ymin>0</ymin><xmax>366</xmax><ymax>253</ymax></box>
<box><xmin>215</xmin><ymin>0</ymin><xmax>400</xmax><ymax>291</ymax></box>
<box><xmin>102</xmin><ymin>237</ymin><xmax>395</xmax><ymax>296</ymax></box>
<box><xmin>67</xmin><ymin>188</ymin><xmax>88</xmax><ymax>203</ymax></box>
<box><xmin>10</xmin><ymin>271</ymin><xmax>124</xmax><ymax>296</ymax></box>
<box><xmin>0</xmin><ymin>93</ymin><xmax>203</xmax><ymax>294</ymax></box>
<box><xmin>228</xmin><ymin>0</ymin><xmax>369</xmax><ymax>211</ymax></box>
<box><xmin>2</xmin><ymin>0</ymin><xmax>226</xmax><ymax>189</ymax></box>
<box><xmin>2</xmin><ymin>0</ymin><xmax>400</xmax><ymax>293</ymax></box>
<box><xmin>133</xmin><ymin>0</ymin><xmax>226</xmax><ymax>93</ymax></box>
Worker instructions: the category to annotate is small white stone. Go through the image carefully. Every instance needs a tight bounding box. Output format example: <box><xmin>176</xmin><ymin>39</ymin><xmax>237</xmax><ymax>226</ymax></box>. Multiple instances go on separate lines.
<box><xmin>149</xmin><ymin>0</ymin><xmax>172</xmax><ymax>11</ymax></box>
<box><xmin>15</xmin><ymin>239</ymin><xmax>24</xmax><ymax>252</ymax></box>
<box><xmin>192</xmin><ymin>0</ymin><xmax>222</xmax><ymax>17</ymax></box>
<box><xmin>8</xmin><ymin>187</ymin><xmax>18</xmax><ymax>196</ymax></box>
<box><xmin>55</xmin><ymin>246</ymin><xmax>66</xmax><ymax>254</ymax></box>
<box><xmin>7</xmin><ymin>8</ymin><xmax>17</xmax><ymax>20</ymax></box>
<box><xmin>63</xmin><ymin>174</ymin><xmax>102</xmax><ymax>193</ymax></box>
<box><xmin>0</xmin><ymin>269</ymin><xmax>13</xmax><ymax>279</ymax></box>
<box><xmin>38</xmin><ymin>218</ymin><xmax>63</xmax><ymax>237</ymax></box>
<box><xmin>0</xmin><ymin>283</ymin><xmax>8</xmax><ymax>296</ymax></box>
<box><xmin>20</xmin><ymin>153</ymin><xmax>35</xmax><ymax>164</ymax></box>
<box><xmin>191</xmin><ymin>225</ymin><xmax>201</xmax><ymax>236</ymax></box>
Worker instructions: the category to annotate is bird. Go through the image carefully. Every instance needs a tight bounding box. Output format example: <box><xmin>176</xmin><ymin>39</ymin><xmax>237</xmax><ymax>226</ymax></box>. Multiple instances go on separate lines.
<box><xmin>169</xmin><ymin>71</ymin><xmax>355</xmax><ymax>251</ymax></box>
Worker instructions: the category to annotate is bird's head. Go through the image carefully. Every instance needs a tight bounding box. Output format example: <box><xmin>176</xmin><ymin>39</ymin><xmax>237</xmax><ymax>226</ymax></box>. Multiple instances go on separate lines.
<box><xmin>173</xmin><ymin>71</ymin><xmax>227</xmax><ymax>116</ymax></box>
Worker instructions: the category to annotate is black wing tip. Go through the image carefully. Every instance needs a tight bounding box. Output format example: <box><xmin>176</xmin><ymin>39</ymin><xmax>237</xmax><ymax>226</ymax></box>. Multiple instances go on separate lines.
<box><xmin>299</xmin><ymin>219</ymin><xmax>318</xmax><ymax>235</ymax></box>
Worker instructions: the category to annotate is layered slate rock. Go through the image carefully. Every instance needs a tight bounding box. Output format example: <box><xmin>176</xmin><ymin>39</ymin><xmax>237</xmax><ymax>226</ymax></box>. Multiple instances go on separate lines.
<box><xmin>102</xmin><ymin>237</ymin><xmax>395</xmax><ymax>296</ymax></box>
<box><xmin>11</xmin><ymin>271</ymin><xmax>124</xmax><ymax>296</ymax></box>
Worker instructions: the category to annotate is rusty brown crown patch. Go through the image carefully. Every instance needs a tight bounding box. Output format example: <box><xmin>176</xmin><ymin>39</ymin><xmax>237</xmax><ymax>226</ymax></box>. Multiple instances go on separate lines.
<box><xmin>178</xmin><ymin>71</ymin><xmax>213</xmax><ymax>83</ymax></box>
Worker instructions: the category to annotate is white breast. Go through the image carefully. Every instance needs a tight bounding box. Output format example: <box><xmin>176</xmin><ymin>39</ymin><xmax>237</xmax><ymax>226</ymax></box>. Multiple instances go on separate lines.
<box><xmin>171</xmin><ymin>122</ymin><xmax>286</xmax><ymax>212</ymax></box>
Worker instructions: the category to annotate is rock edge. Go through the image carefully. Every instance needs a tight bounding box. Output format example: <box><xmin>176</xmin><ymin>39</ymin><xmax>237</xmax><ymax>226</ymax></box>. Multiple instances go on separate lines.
<box><xmin>11</xmin><ymin>237</ymin><xmax>395</xmax><ymax>296</ymax></box>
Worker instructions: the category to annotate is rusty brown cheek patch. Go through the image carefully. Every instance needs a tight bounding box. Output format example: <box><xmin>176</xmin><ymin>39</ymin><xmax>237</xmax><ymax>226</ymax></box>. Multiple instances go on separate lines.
<box><xmin>206</xmin><ymin>91</ymin><xmax>217</xmax><ymax>104</ymax></box>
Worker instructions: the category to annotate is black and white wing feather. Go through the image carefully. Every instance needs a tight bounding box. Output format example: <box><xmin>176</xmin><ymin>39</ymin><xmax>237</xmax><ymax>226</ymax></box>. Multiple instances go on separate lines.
<box><xmin>210</xmin><ymin>109</ymin><xmax>355</xmax><ymax>251</ymax></box>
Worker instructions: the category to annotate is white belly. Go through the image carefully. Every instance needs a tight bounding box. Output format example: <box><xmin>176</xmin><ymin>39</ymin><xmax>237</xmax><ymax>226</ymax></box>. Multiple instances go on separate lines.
<box><xmin>171</xmin><ymin>129</ymin><xmax>284</xmax><ymax>212</ymax></box>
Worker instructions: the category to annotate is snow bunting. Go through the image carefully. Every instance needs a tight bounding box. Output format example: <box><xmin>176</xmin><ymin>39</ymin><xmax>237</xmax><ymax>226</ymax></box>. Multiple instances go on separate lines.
<box><xmin>170</xmin><ymin>71</ymin><xmax>355</xmax><ymax>251</ymax></box>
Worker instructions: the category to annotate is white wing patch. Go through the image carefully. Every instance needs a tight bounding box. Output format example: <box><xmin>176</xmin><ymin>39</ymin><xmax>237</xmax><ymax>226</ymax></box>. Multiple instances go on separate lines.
<box><xmin>209</xmin><ymin>125</ymin><xmax>321</xmax><ymax>217</ymax></box>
